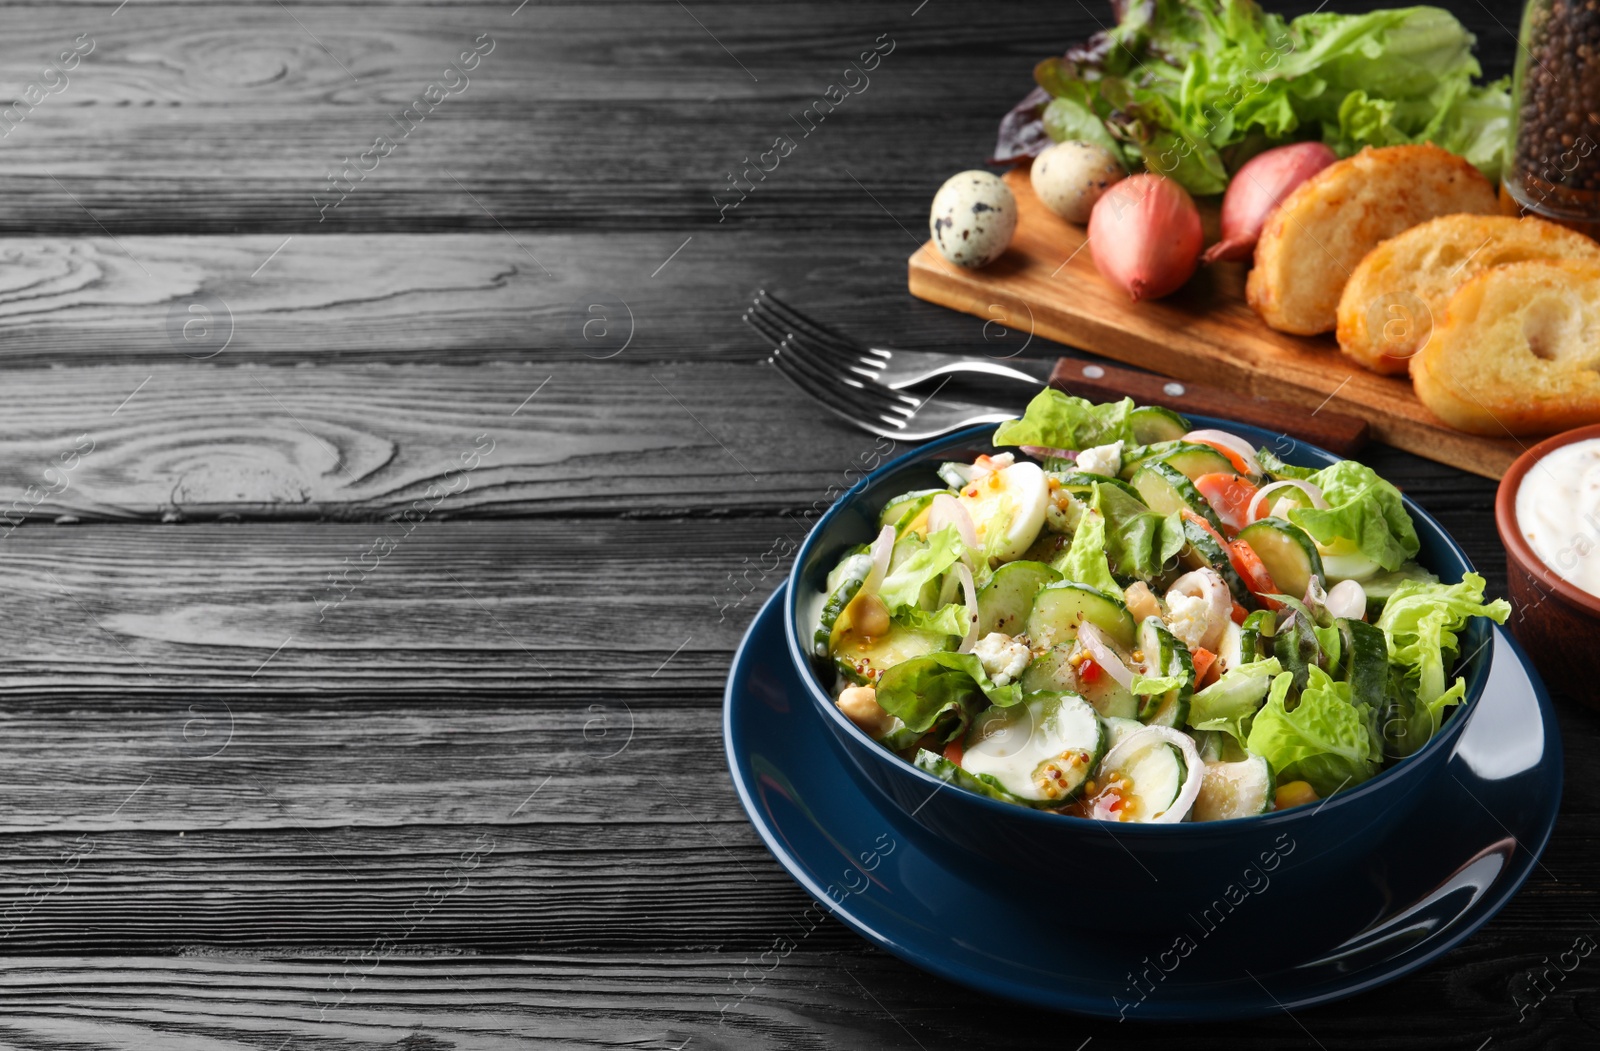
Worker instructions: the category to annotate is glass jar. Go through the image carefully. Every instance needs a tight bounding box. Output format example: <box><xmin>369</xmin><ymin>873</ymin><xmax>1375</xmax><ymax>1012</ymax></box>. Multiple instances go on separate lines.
<box><xmin>1503</xmin><ymin>0</ymin><xmax>1600</xmax><ymax>235</ymax></box>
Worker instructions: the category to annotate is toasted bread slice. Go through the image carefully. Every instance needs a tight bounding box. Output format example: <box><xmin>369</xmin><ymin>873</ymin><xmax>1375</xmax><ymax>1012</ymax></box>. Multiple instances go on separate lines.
<box><xmin>1247</xmin><ymin>144</ymin><xmax>1499</xmax><ymax>336</ymax></box>
<box><xmin>1412</xmin><ymin>259</ymin><xmax>1600</xmax><ymax>436</ymax></box>
<box><xmin>1337</xmin><ymin>215</ymin><xmax>1600</xmax><ymax>375</ymax></box>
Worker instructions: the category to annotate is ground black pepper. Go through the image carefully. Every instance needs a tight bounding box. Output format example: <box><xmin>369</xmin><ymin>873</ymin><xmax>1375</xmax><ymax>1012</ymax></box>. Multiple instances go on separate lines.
<box><xmin>1508</xmin><ymin>0</ymin><xmax>1600</xmax><ymax>224</ymax></box>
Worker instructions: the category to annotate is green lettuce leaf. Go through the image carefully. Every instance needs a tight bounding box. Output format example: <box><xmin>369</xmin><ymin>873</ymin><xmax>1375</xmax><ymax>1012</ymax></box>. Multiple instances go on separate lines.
<box><xmin>895</xmin><ymin>603</ymin><xmax>971</xmax><ymax>637</ymax></box>
<box><xmin>1287</xmin><ymin>459</ymin><xmax>1420</xmax><ymax>572</ymax></box>
<box><xmin>1188</xmin><ymin>656</ymin><xmax>1283</xmax><ymax>745</ymax></box>
<box><xmin>875</xmin><ymin>652</ymin><xmax>1023</xmax><ymax>743</ymax></box>
<box><xmin>1245</xmin><ymin>666</ymin><xmax>1376</xmax><ymax>797</ymax></box>
<box><xmin>1376</xmin><ymin>571</ymin><xmax>1509</xmax><ymax>711</ymax></box>
<box><xmin>1131</xmin><ymin>671</ymin><xmax>1190</xmax><ymax>697</ymax></box>
<box><xmin>878</xmin><ymin>525</ymin><xmax>964</xmax><ymax>613</ymax></box>
<box><xmin>992</xmin><ymin>391</ymin><xmax>1137</xmax><ymax>452</ymax></box>
<box><xmin>1093</xmin><ymin>483</ymin><xmax>1187</xmax><ymax>582</ymax></box>
<box><xmin>1054</xmin><ymin>505</ymin><xmax>1121</xmax><ymax>596</ymax></box>
<box><xmin>1029</xmin><ymin>0</ymin><xmax>1511</xmax><ymax>194</ymax></box>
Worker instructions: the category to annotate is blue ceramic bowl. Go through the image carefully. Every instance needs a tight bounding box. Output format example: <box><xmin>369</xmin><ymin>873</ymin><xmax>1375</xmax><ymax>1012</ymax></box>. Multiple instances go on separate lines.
<box><xmin>786</xmin><ymin>419</ymin><xmax>1493</xmax><ymax>932</ymax></box>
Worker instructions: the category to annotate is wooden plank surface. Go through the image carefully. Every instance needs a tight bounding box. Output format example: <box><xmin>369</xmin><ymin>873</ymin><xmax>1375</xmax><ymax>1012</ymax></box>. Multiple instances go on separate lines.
<box><xmin>909</xmin><ymin>169</ymin><xmax>1527</xmax><ymax>479</ymax></box>
<box><xmin>0</xmin><ymin>0</ymin><xmax>1584</xmax><ymax>1048</ymax></box>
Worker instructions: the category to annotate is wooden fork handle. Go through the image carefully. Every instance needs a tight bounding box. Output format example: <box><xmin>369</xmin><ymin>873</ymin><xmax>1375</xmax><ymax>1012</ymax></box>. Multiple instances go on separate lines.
<box><xmin>1047</xmin><ymin>357</ymin><xmax>1370</xmax><ymax>457</ymax></box>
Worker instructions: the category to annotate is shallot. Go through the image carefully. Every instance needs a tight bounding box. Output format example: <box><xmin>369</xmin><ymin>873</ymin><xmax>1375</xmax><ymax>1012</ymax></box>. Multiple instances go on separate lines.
<box><xmin>1202</xmin><ymin>142</ymin><xmax>1337</xmax><ymax>264</ymax></box>
<box><xmin>1088</xmin><ymin>174</ymin><xmax>1202</xmax><ymax>301</ymax></box>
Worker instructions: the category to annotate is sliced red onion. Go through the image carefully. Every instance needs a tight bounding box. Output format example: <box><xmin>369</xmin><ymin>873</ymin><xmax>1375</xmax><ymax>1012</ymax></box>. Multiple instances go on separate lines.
<box><xmin>955</xmin><ymin>562</ymin><xmax>980</xmax><ymax>654</ymax></box>
<box><xmin>1076</xmin><ymin>621</ymin><xmax>1133</xmax><ymax>690</ymax></box>
<box><xmin>929</xmin><ymin>493</ymin><xmax>979</xmax><ymax>564</ymax></box>
<box><xmin>1247</xmin><ymin>479</ymin><xmax>1329</xmax><ymax>522</ymax></box>
<box><xmin>863</xmin><ymin>524</ymin><xmax>894</xmax><ymax>595</ymax></box>
<box><xmin>1097</xmin><ymin>726</ymin><xmax>1204</xmax><ymax>823</ymax></box>
<box><xmin>1326</xmin><ymin>579</ymin><xmax>1367</xmax><ymax>620</ymax></box>
<box><xmin>1020</xmin><ymin>445</ymin><xmax>1078</xmax><ymax>462</ymax></box>
<box><xmin>1183</xmin><ymin>429</ymin><xmax>1263</xmax><ymax>476</ymax></box>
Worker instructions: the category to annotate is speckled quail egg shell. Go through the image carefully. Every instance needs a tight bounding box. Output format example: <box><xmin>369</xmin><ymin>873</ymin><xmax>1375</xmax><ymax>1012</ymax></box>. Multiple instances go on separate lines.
<box><xmin>929</xmin><ymin>171</ymin><xmax>1017</xmax><ymax>268</ymax></box>
<box><xmin>1030</xmin><ymin>141</ymin><xmax>1126</xmax><ymax>224</ymax></box>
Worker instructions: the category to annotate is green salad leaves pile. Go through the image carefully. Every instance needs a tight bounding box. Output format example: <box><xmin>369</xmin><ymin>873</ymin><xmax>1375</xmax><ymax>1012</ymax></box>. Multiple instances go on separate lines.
<box><xmin>818</xmin><ymin>390</ymin><xmax>1509</xmax><ymax>822</ymax></box>
<box><xmin>995</xmin><ymin>0</ymin><xmax>1511</xmax><ymax>194</ymax></box>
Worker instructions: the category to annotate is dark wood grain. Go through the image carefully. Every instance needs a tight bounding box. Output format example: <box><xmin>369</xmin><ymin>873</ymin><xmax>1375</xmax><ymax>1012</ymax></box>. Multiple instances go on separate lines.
<box><xmin>0</xmin><ymin>1</ymin><xmax>1583</xmax><ymax>1048</ymax></box>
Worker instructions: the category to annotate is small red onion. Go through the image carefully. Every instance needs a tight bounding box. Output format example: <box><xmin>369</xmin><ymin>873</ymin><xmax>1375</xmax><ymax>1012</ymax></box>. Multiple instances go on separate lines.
<box><xmin>1203</xmin><ymin>142</ymin><xmax>1338</xmax><ymax>264</ymax></box>
<box><xmin>1088</xmin><ymin>174</ymin><xmax>1202</xmax><ymax>301</ymax></box>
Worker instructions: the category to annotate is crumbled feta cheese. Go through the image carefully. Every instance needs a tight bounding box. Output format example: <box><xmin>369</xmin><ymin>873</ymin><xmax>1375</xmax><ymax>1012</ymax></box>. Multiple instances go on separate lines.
<box><xmin>1163</xmin><ymin>591</ymin><xmax>1212</xmax><ymax>651</ymax></box>
<box><xmin>1075</xmin><ymin>440</ymin><xmax>1123</xmax><ymax>477</ymax></box>
<box><xmin>972</xmin><ymin>631</ymin><xmax>1030</xmax><ymax>686</ymax></box>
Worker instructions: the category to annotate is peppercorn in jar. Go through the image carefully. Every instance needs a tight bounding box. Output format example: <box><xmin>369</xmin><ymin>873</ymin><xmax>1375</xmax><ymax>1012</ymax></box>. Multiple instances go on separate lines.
<box><xmin>1504</xmin><ymin>0</ymin><xmax>1600</xmax><ymax>234</ymax></box>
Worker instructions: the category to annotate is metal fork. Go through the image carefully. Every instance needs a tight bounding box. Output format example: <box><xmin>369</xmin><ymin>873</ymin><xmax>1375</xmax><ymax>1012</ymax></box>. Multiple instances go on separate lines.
<box><xmin>745</xmin><ymin>289</ymin><xmax>1053</xmax><ymax>390</ymax></box>
<box><xmin>745</xmin><ymin>297</ymin><xmax>1016</xmax><ymax>440</ymax></box>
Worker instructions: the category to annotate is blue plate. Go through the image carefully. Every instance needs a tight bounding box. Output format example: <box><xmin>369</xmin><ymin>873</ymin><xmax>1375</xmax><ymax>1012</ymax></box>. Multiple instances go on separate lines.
<box><xmin>725</xmin><ymin>585</ymin><xmax>1561</xmax><ymax>1020</ymax></box>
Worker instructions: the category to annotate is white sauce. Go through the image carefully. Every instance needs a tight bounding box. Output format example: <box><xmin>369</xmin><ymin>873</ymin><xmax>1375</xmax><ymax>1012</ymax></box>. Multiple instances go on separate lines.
<box><xmin>1515</xmin><ymin>438</ymin><xmax>1600</xmax><ymax>598</ymax></box>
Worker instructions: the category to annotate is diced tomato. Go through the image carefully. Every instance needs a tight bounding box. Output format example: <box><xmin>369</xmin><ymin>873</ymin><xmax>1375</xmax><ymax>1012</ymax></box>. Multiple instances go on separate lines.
<box><xmin>1191</xmin><ymin>646</ymin><xmax>1218</xmax><ymax>687</ymax></box>
<box><xmin>943</xmin><ymin>737</ymin><xmax>965</xmax><ymax>766</ymax></box>
<box><xmin>1230</xmin><ymin>601</ymin><xmax>1249</xmax><ymax>625</ymax></box>
<box><xmin>1181</xmin><ymin>508</ymin><xmax>1228</xmax><ymax>549</ymax></box>
<box><xmin>1079</xmin><ymin>657</ymin><xmax>1103</xmax><ymax>684</ymax></box>
<box><xmin>1194</xmin><ymin>473</ymin><xmax>1260</xmax><ymax>534</ymax></box>
<box><xmin>1229</xmin><ymin>539</ymin><xmax>1284</xmax><ymax>610</ymax></box>
<box><xmin>1192</xmin><ymin>438</ymin><xmax>1254</xmax><ymax>476</ymax></box>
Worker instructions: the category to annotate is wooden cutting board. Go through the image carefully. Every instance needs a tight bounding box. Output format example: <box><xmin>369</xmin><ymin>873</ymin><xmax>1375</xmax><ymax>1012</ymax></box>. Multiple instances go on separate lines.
<box><xmin>908</xmin><ymin>168</ymin><xmax>1524</xmax><ymax>479</ymax></box>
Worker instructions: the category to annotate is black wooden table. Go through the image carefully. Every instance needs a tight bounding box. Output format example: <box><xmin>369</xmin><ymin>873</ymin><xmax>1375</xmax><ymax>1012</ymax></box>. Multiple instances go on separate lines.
<box><xmin>0</xmin><ymin>1</ymin><xmax>1591</xmax><ymax>1047</ymax></box>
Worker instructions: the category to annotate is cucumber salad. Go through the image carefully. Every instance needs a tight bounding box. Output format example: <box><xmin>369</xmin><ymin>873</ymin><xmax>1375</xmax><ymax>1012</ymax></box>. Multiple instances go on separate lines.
<box><xmin>820</xmin><ymin>390</ymin><xmax>1509</xmax><ymax>823</ymax></box>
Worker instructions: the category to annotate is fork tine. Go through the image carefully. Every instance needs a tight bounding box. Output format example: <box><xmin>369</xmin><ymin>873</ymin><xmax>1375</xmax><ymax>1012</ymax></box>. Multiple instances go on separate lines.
<box><xmin>753</xmin><ymin>292</ymin><xmax>888</xmax><ymax>364</ymax></box>
<box><xmin>770</xmin><ymin>346</ymin><xmax>907</xmax><ymax>436</ymax></box>
<box><xmin>779</xmin><ymin>326</ymin><xmax>887</xmax><ymax>382</ymax></box>
<box><xmin>774</xmin><ymin>340</ymin><xmax>917</xmax><ymax>422</ymax></box>
<box><xmin>742</xmin><ymin>308</ymin><xmax>790</xmax><ymax>350</ymax></box>
<box><xmin>777</xmin><ymin>336</ymin><xmax>918</xmax><ymax>413</ymax></box>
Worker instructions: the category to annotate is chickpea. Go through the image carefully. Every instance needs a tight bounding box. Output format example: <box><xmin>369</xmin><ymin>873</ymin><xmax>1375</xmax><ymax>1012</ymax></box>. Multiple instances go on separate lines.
<box><xmin>852</xmin><ymin>594</ymin><xmax>890</xmax><ymax>637</ymax></box>
<box><xmin>837</xmin><ymin>685</ymin><xmax>896</xmax><ymax>738</ymax></box>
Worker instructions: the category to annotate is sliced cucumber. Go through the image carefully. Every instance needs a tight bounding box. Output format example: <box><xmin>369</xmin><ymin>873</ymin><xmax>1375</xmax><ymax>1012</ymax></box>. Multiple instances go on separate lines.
<box><xmin>831</xmin><ymin>623</ymin><xmax>952</xmax><ymax>683</ymax></box>
<box><xmin>936</xmin><ymin>462</ymin><xmax>973</xmax><ymax>489</ymax></box>
<box><xmin>1131</xmin><ymin>461</ymin><xmax>1225</xmax><ymax>532</ymax></box>
<box><xmin>1177</xmin><ymin>515</ymin><xmax>1259</xmax><ymax>609</ymax></box>
<box><xmin>1216</xmin><ymin>620</ymin><xmax>1244</xmax><ymax>675</ymax></box>
<box><xmin>878</xmin><ymin>489</ymin><xmax>941</xmax><ymax>538</ymax></box>
<box><xmin>1101</xmin><ymin>715</ymin><xmax>1147</xmax><ymax>751</ymax></box>
<box><xmin>1020</xmin><ymin>644</ymin><xmax>1138</xmax><ymax>718</ymax></box>
<box><xmin>962</xmin><ymin>692</ymin><xmax>1106</xmax><ymax>807</ymax></box>
<box><xmin>815</xmin><ymin>550</ymin><xmax>874</xmax><ymax>653</ymax></box>
<box><xmin>1049</xmin><ymin>472</ymin><xmax>1143</xmax><ymax>503</ymax></box>
<box><xmin>1026</xmin><ymin>581</ymin><xmax>1137</xmax><ymax>650</ymax></box>
<box><xmin>1136</xmin><ymin>618</ymin><xmax>1195</xmax><ymax>728</ymax></box>
<box><xmin>1077</xmin><ymin>666</ymin><xmax>1139</xmax><ymax>720</ymax></box>
<box><xmin>1239</xmin><ymin>609</ymin><xmax>1276</xmax><ymax>662</ymax></box>
<box><xmin>914</xmin><ymin>749</ymin><xmax>1029</xmax><ymax>806</ymax></box>
<box><xmin>977</xmin><ymin>560</ymin><xmax>1060</xmax><ymax>636</ymax></box>
<box><xmin>1235</xmin><ymin>517</ymin><xmax>1325</xmax><ymax>601</ymax></box>
<box><xmin>1102</xmin><ymin>740</ymin><xmax>1187</xmax><ymax>821</ymax></box>
<box><xmin>1339</xmin><ymin>617</ymin><xmax>1388</xmax><ymax>709</ymax></box>
<box><xmin>1158</xmin><ymin>444</ymin><xmax>1237</xmax><ymax>482</ymax></box>
<box><xmin>1192</xmin><ymin>755</ymin><xmax>1274</xmax><ymax>821</ymax></box>
<box><xmin>1129</xmin><ymin>405</ymin><xmax>1192</xmax><ymax>444</ymax></box>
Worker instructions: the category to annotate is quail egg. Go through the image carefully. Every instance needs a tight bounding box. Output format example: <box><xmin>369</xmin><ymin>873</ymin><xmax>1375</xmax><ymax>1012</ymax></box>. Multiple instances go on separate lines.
<box><xmin>929</xmin><ymin>170</ymin><xmax>1017</xmax><ymax>268</ymax></box>
<box><xmin>1031</xmin><ymin>141</ymin><xmax>1126</xmax><ymax>223</ymax></box>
